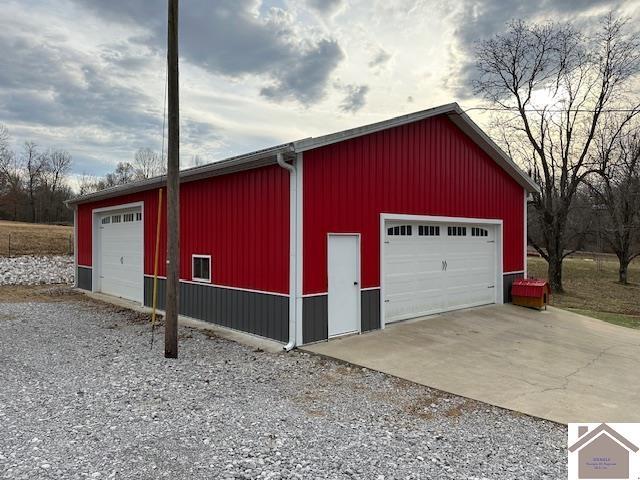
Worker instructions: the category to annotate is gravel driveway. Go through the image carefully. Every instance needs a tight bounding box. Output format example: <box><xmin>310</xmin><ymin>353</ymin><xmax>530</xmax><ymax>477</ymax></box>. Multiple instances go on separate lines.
<box><xmin>0</xmin><ymin>293</ymin><xmax>567</xmax><ymax>479</ymax></box>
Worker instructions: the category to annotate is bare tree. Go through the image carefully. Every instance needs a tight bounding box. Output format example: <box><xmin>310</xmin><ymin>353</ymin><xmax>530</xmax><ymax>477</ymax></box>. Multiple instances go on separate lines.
<box><xmin>0</xmin><ymin>124</ymin><xmax>10</xmax><ymax>162</ymax></box>
<box><xmin>45</xmin><ymin>150</ymin><xmax>72</xmax><ymax>195</ymax></box>
<box><xmin>588</xmin><ymin>126</ymin><xmax>640</xmax><ymax>283</ymax></box>
<box><xmin>77</xmin><ymin>173</ymin><xmax>99</xmax><ymax>196</ymax></box>
<box><xmin>474</xmin><ymin>14</ymin><xmax>640</xmax><ymax>291</ymax></box>
<box><xmin>104</xmin><ymin>162</ymin><xmax>136</xmax><ymax>187</ymax></box>
<box><xmin>40</xmin><ymin>149</ymin><xmax>72</xmax><ymax>222</ymax></box>
<box><xmin>22</xmin><ymin>142</ymin><xmax>47</xmax><ymax>223</ymax></box>
<box><xmin>0</xmin><ymin>125</ymin><xmax>23</xmax><ymax>220</ymax></box>
<box><xmin>134</xmin><ymin>147</ymin><xmax>165</xmax><ymax>179</ymax></box>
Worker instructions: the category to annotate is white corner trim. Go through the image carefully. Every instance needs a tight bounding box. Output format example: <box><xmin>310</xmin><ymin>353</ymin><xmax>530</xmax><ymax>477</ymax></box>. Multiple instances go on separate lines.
<box><xmin>73</xmin><ymin>206</ymin><xmax>78</xmax><ymax>288</ymax></box>
<box><xmin>524</xmin><ymin>190</ymin><xmax>528</xmax><ymax>279</ymax></box>
<box><xmin>295</xmin><ymin>153</ymin><xmax>304</xmax><ymax>346</ymax></box>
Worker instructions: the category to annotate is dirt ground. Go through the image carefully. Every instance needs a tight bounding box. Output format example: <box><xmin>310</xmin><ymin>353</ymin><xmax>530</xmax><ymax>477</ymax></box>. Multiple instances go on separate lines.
<box><xmin>0</xmin><ymin>220</ymin><xmax>73</xmax><ymax>256</ymax></box>
<box><xmin>528</xmin><ymin>255</ymin><xmax>640</xmax><ymax>327</ymax></box>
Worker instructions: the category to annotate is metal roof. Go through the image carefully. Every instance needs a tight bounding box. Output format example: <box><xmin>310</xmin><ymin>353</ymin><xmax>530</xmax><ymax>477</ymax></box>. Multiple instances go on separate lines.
<box><xmin>67</xmin><ymin>102</ymin><xmax>539</xmax><ymax>206</ymax></box>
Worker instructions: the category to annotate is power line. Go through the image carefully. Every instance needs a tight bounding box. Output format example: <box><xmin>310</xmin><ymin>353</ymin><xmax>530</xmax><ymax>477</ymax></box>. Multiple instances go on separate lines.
<box><xmin>464</xmin><ymin>106</ymin><xmax>640</xmax><ymax>114</ymax></box>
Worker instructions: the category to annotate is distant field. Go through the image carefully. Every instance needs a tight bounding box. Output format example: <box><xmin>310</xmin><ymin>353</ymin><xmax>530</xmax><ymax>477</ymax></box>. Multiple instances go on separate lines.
<box><xmin>528</xmin><ymin>255</ymin><xmax>640</xmax><ymax>328</ymax></box>
<box><xmin>0</xmin><ymin>220</ymin><xmax>73</xmax><ymax>257</ymax></box>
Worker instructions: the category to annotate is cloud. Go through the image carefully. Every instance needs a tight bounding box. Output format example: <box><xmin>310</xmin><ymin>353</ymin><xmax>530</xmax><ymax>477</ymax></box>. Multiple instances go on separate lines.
<box><xmin>368</xmin><ymin>47</ymin><xmax>392</xmax><ymax>69</ymax></box>
<box><xmin>72</xmin><ymin>0</ymin><xmax>344</xmax><ymax>104</ymax></box>
<box><xmin>306</xmin><ymin>0</ymin><xmax>344</xmax><ymax>15</ymax></box>
<box><xmin>260</xmin><ymin>39</ymin><xmax>344</xmax><ymax>104</ymax></box>
<box><xmin>0</xmin><ymin>31</ymin><xmax>158</xmax><ymax>134</ymax></box>
<box><xmin>339</xmin><ymin>84</ymin><xmax>369</xmax><ymax>113</ymax></box>
<box><xmin>448</xmin><ymin>0</ymin><xmax>620</xmax><ymax>98</ymax></box>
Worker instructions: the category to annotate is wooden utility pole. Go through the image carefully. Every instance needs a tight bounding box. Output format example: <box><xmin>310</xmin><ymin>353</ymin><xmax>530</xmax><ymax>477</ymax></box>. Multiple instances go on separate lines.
<box><xmin>165</xmin><ymin>0</ymin><xmax>179</xmax><ymax>358</ymax></box>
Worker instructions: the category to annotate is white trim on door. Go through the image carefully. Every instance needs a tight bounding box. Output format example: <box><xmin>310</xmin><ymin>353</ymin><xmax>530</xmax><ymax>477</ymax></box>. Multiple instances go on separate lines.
<box><xmin>379</xmin><ymin>213</ymin><xmax>504</xmax><ymax>329</ymax></box>
<box><xmin>91</xmin><ymin>201</ymin><xmax>145</xmax><ymax>305</ymax></box>
<box><xmin>327</xmin><ymin>233</ymin><xmax>361</xmax><ymax>337</ymax></box>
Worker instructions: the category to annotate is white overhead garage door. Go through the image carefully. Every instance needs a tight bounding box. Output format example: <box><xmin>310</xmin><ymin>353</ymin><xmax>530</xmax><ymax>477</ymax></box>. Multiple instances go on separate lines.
<box><xmin>384</xmin><ymin>221</ymin><xmax>497</xmax><ymax>323</ymax></box>
<box><xmin>97</xmin><ymin>208</ymin><xmax>143</xmax><ymax>303</ymax></box>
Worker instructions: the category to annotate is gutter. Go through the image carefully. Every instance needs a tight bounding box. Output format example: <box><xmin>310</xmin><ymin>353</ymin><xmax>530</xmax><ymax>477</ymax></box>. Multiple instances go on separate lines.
<box><xmin>276</xmin><ymin>152</ymin><xmax>298</xmax><ymax>351</ymax></box>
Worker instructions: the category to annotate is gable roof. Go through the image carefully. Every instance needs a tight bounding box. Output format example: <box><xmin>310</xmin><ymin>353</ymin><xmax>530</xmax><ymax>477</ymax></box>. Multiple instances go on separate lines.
<box><xmin>67</xmin><ymin>102</ymin><xmax>539</xmax><ymax>206</ymax></box>
<box><xmin>569</xmin><ymin>424</ymin><xmax>639</xmax><ymax>453</ymax></box>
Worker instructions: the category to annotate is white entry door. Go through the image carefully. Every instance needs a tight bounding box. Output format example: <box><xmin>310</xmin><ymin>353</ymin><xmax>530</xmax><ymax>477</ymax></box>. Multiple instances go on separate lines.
<box><xmin>97</xmin><ymin>208</ymin><xmax>143</xmax><ymax>302</ymax></box>
<box><xmin>327</xmin><ymin>235</ymin><xmax>360</xmax><ymax>337</ymax></box>
<box><xmin>384</xmin><ymin>221</ymin><xmax>497</xmax><ymax>323</ymax></box>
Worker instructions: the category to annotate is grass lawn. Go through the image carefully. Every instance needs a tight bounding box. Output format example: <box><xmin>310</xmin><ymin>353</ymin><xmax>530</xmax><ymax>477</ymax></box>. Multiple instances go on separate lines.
<box><xmin>528</xmin><ymin>255</ymin><xmax>640</xmax><ymax>329</ymax></box>
<box><xmin>0</xmin><ymin>220</ymin><xmax>73</xmax><ymax>257</ymax></box>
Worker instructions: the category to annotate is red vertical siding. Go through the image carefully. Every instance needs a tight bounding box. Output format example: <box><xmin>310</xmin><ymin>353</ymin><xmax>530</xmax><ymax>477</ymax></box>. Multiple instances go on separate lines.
<box><xmin>303</xmin><ymin>115</ymin><xmax>525</xmax><ymax>295</ymax></box>
<box><xmin>76</xmin><ymin>164</ymin><xmax>289</xmax><ymax>294</ymax></box>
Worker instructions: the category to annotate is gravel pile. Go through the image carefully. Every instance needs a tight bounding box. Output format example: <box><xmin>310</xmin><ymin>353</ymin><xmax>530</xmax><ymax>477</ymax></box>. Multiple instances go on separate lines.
<box><xmin>0</xmin><ymin>255</ymin><xmax>74</xmax><ymax>285</ymax></box>
<box><xmin>0</xmin><ymin>299</ymin><xmax>567</xmax><ymax>479</ymax></box>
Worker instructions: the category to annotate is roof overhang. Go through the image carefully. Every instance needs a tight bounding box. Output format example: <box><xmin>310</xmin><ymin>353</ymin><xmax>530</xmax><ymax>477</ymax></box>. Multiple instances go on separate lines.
<box><xmin>67</xmin><ymin>102</ymin><xmax>539</xmax><ymax>207</ymax></box>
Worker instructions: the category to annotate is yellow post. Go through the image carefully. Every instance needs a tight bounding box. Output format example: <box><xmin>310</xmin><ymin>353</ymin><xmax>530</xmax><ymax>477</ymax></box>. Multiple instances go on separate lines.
<box><xmin>151</xmin><ymin>188</ymin><xmax>163</xmax><ymax>326</ymax></box>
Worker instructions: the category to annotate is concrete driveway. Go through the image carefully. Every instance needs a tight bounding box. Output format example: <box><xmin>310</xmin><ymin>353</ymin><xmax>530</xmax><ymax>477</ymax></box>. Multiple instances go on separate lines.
<box><xmin>303</xmin><ymin>305</ymin><xmax>640</xmax><ymax>424</ymax></box>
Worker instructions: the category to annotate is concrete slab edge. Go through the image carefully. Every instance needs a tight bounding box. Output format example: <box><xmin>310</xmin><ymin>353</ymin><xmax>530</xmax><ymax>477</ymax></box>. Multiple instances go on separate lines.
<box><xmin>299</xmin><ymin>345</ymin><xmax>567</xmax><ymax>426</ymax></box>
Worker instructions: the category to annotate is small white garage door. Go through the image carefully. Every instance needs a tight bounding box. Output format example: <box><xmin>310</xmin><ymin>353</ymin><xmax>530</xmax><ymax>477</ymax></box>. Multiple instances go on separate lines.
<box><xmin>98</xmin><ymin>208</ymin><xmax>143</xmax><ymax>302</ymax></box>
<box><xmin>384</xmin><ymin>221</ymin><xmax>497</xmax><ymax>323</ymax></box>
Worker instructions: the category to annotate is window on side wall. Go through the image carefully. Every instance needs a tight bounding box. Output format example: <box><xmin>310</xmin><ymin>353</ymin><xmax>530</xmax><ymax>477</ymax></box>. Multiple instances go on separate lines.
<box><xmin>192</xmin><ymin>255</ymin><xmax>211</xmax><ymax>283</ymax></box>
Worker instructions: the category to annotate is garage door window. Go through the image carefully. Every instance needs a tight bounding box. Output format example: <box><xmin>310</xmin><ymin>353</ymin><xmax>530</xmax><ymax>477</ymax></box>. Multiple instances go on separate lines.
<box><xmin>447</xmin><ymin>226</ymin><xmax>466</xmax><ymax>236</ymax></box>
<box><xmin>101</xmin><ymin>216</ymin><xmax>110</xmax><ymax>225</ymax></box>
<box><xmin>123</xmin><ymin>213</ymin><xmax>135</xmax><ymax>222</ymax></box>
<box><xmin>418</xmin><ymin>225</ymin><xmax>440</xmax><ymax>236</ymax></box>
<box><xmin>192</xmin><ymin>255</ymin><xmax>211</xmax><ymax>283</ymax></box>
<box><xmin>471</xmin><ymin>227</ymin><xmax>488</xmax><ymax>237</ymax></box>
<box><xmin>112</xmin><ymin>214</ymin><xmax>121</xmax><ymax>223</ymax></box>
<box><xmin>387</xmin><ymin>225</ymin><xmax>412</xmax><ymax>236</ymax></box>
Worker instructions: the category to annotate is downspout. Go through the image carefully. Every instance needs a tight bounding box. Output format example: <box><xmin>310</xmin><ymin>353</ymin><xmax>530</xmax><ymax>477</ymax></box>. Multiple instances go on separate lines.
<box><xmin>277</xmin><ymin>152</ymin><xmax>297</xmax><ymax>351</ymax></box>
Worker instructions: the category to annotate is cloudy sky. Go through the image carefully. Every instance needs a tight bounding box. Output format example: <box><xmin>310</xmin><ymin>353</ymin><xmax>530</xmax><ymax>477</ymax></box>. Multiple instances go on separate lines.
<box><xmin>1</xmin><ymin>0</ymin><xmax>638</xmax><ymax>183</ymax></box>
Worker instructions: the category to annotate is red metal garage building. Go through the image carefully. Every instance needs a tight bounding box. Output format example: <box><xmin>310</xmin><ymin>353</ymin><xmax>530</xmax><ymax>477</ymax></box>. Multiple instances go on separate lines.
<box><xmin>69</xmin><ymin>103</ymin><xmax>539</xmax><ymax>348</ymax></box>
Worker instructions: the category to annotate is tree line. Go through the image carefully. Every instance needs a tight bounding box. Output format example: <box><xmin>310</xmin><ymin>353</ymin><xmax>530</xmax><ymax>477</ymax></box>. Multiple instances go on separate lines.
<box><xmin>0</xmin><ymin>125</ymin><xmax>73</xmax><ymax>224</ymax></box>
<box><xmin>0</xmin><ymin>123</ymin><xmax>167</xmax><ymax>224</ymax></box>
<box><xmin>475</xmin><ymin>13</ymin><xmax>640</xmax><ymax>287</ymax></box>
<box><xmin>77</xmin><ymin>148</ymin><xmax>166</xmax><ymax>195</ymax></box>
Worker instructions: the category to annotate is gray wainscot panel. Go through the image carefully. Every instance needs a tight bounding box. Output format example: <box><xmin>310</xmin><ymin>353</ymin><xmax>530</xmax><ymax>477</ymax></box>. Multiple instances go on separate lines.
<box><xmin>76</xmin><ymin>266</ymin><xmax>92</xmax><ymax>291</ymax></box>
<box><xmin>144</xmin><ymin>277</ymin><xmax>288</xmax><ymax>343</ymax></box>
